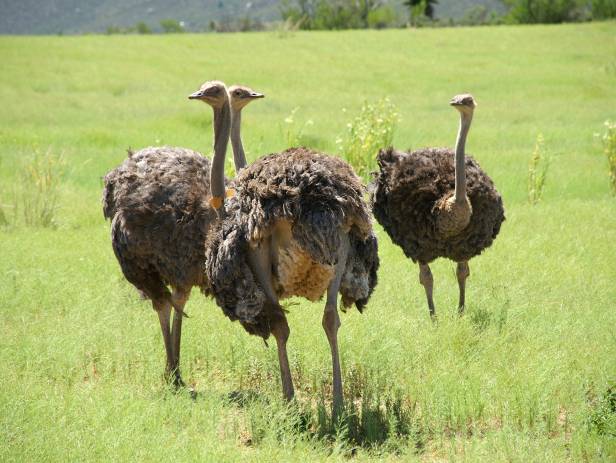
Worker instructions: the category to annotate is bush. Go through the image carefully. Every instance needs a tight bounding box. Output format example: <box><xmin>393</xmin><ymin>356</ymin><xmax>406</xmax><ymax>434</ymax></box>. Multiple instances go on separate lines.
<box><xmin>136</xmin><ymin>22</ymin><xmax>152</xmax><ymax>34</ymax></box>
<box><xmin>280</xmin><ymin>0</ymin><xmax>398</xmax><ymax>30</ymax></box>
<box><xmin>504</xmin><ymin>0</ymin><xmax>584</xmax><ymax>24</ymax></box>
<box><xmin>160</xmin><ymin>19</ymin><xmax>185</xmax><ymax>33</ymax></box>
<box><xmin>591</xmin><ymin>0</ymin><xmax>616</xmax><ymax>19</ymax></box>
<box><xmin>459</xmin><ymin>5</ymin><xmax>505</xmax><ymax>26</ymax></box>
<box><xmin>600</xmin><ymin>120</ymin><xmax>616</xmax><ymax>195</ymax></box>
<box><xmin>367</xmin><ymin>6</ymin><xmax>397</xmax><ymax>29</ymax></box>
<box><xmin>527</xmin><ymin>133</ymin><xmax>551</xmax><ymax>205</ymax></box>
<box><xmin>337</xmin><ymin>98</ymin><xmax>399</xmax><ymax>180</ymax></box>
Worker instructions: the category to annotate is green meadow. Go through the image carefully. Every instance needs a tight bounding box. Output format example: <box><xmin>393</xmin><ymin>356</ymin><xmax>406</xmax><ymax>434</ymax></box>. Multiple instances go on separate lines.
<box><xmin>1</xmin><ymin>22</ymin><xmax>616</xmax><ymax>461</ymax></box>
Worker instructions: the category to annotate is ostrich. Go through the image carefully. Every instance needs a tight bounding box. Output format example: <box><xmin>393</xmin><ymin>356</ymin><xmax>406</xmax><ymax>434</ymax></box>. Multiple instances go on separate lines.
<box><xmin>102</xmin><ymin>81</ymin><xmax>239</xmax><ymax>387</ymax></box>
<box><xmin>201</xmin><ymin>129</ymin><xmax>379</xmax><ymax>413</ymax></box>
<box><xmin>371</xmin><ymin>94</ymin><xmax>504</xmax><ymax>318</ymax></box>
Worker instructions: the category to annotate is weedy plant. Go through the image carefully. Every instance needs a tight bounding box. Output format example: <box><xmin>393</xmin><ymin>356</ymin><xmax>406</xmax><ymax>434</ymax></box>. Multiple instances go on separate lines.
<box><xmin>585</xmin><ymin>382</ymin><xmax>616</xmax><ymax>437</ymax></box>
<box><xmin>6</xmin><ymin>150</ymin><xmax>66</xmax><ymax>228</ymax></box>
<box><xmin>601</xmin><ymin>120</ymin><xmax>616</xmax><ymax>195</ymax></box>
<box><xmin>280</xmin><ymin>107</ymin><xmax>314</xmax><ymax>147</ymax></box>
<box><xmin>275</xmin><ymin>16</ymin><xmax>304</xmax><ymax>38</ymax></box>
<box><xmin>337</xmin><ymin>98</ymin><xmax>399</xmax><ymax>180</ymax></box>
<box><xmin>527</xmin><ymin>133</ymin><xmax>550</xmax><ymax>205</ymax></box>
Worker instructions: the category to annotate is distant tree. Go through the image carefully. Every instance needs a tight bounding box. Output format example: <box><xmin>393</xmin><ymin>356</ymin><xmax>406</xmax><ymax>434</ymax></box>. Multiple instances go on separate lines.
<box><xmin>403</xmin><ymin>0</ymin><xmax>438</xmax><ymax>20</ymax></box>
<box><xmin>136</xmin><ymin>22</ymin><xmax>151</xmax><ymax>34</ymax></box>
<box><xmin>160</xmin><ymin>19</ymin><xmax>185</xmax><ymax>33</ymax></box>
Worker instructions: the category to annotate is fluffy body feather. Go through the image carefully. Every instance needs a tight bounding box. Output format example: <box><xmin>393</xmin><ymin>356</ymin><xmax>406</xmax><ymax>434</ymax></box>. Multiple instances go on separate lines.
<box><xmin>372</xmin><ymin>147</ymin><xmax>504</xmax><ymax>264</ymax></box>
<box><xmin>103</xmin><ymin>146</ymin><xmax>216</xmax><ymax>302</ymax></box>
<box><xmin>205</xmin><ymin>147</ymin><xmax>379</xmax><ymax>339</ymax></box>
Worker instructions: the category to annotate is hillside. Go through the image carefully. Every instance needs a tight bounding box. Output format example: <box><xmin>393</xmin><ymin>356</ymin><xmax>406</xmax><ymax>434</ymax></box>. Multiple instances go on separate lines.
<box><xmin>0</xmin><ymin>0</ymin><xmax>506</xmax><ymax>35</ymax></box>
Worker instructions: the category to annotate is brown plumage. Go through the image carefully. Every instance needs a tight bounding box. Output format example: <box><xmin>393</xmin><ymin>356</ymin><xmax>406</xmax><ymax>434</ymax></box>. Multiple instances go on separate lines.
<box><xmin>372</xmin><ymin>147</ymin><xmax>503</xmax><ymax>263</ymax></box>
<box><xmin>205</xmin><ymin>146</ymin><xmax>379</xmax><ymax>413</ymax></box>
<box><xmin>103</xmin><ymin>147</ymin><xmax>215</xmax><ymax>298</ymax></box>
<box><xmin>206</xmin><ymin>147</ymin><xmax>378</xmax><ymax>332</ymax></box>
<box><xmin>371</xmin><ymin>94</ymin><xmax>504</xmax><ymax>317</ymax></box>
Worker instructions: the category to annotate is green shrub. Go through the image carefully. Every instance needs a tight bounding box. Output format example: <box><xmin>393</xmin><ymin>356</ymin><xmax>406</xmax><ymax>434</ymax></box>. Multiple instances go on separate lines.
<box><xmin>527</xmin><ymin>133</ymin><xmax>551</xmax><ymax>205</ymax></box>
<box><xmin>280</xmin><ymin>0</ymin><xmax>397</xmax><ymax>30</ymax></box>
<box><xmin>585</xmin><ymin>382</ymin><xmax>616</xmax><ymax>437</ymax></box>
<box><xmin>367</xmin><ymin>6</ymin><xmax>397</xmax><ymax>29</ymax></box>
<box><xmin>337</xmin><ymin>98</ymin><xmax>399</xmax><ymax>179</ymax></box>
<box><xmin>591</xmin><ymin>0</ymin><xmax>616</xmax><ymax>19</ymax></box>
<box><xmin>459</xmin><ymin>5</ymin><xmax>505</xmax><ymax>26</ymax></box>
<box><xmin>601</xmin><ymin>120</ymin><xmax>616</xmax><ymax>194</ymax></box>
<box><xmin>160</xmin><ymin>19</ymin><xmax>185</xmax><ymax>33</ymax></box>
<box><xmin>504</xmin><ymin>0</ymin><xmax>585</xmax><ymax>24</ymax></box>
<box><xmin>136</xmin><ymin>22</ymin><xmax>151</xmax><ymax>34</ymax></box>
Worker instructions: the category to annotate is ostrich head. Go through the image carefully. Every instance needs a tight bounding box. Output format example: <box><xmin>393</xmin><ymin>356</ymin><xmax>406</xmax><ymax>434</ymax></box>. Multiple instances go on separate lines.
<box><xmin>188</xmin><ymin>80</ymin><xmax>228</xmax><ymax>108</ymax></box>
<box><xmin>450</xmin><ymin>94</ymin><xmax>476</xmax><ymax>116</ymax></box>
<box><xmin>228</xmin><ymin>85</ymin><xmax>264</xmax><ymax>111</ymax></box>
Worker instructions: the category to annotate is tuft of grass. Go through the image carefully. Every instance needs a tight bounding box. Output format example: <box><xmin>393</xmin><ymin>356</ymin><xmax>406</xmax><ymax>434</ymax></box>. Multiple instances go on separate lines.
<box><xmin>600</xmin><ymin>120</ymin><xmax>616</xmax><ymax>194</ymax></box>
<box><xmin>337</xmin><ymin>98</ymin><xmax>399</xmax><ymax>180</ymax></box>
<box><xmin>527</xmin><ymin>133</ymin><xmax>551</xmax><ymax>205</ymax></box>
<box><xmin>1</xmin><ymin>150</ymin><xmax>66</xmax><ymax>228</ymax></box>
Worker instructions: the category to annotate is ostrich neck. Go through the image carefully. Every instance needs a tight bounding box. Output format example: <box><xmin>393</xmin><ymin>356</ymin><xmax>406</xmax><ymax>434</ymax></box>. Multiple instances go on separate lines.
<box><xmin>210</xmin><ymin>101</ymin><xmax>231</xmax><ymax>214</ymax></box>
<box><xmin>230</xmin><ymin>109</ymin><xmax>247</xmax><ymax>172</ymax></box>
<box><xmin>454</xmin><ymin>112</ymin><xmax>473</xmax><ymax>203</ymax></box>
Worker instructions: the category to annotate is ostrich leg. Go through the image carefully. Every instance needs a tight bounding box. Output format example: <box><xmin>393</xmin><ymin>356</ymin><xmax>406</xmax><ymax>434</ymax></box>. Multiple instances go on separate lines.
<box><xmin>247</xmin><ymin>241</ymin><xmax>295</xmax><ymax>401</ymax></box>
<box><xmin>419</xmin><ymin>263</ymin><xmax>436</xmax><ymax>319</ymax></box>
<box><xmin>170</xmin><ymin>290</ymin><xmax>189</xmax><ymax>388</ymax></box>
<box><xmin>456</xmin><ymin>261</ymin><xmax>470</xmax><ymax>315</ymax></box>
<box><xmin>270</xmin><ymin>311</ymin><xmax>294</xmax><ymax>401</ymax></box>
<box><xmin>323</xmin><ymin>233</ymin><xmax>350</xmax><ymax>419</ymax></box>
<box><xmin>155</xmin><ymin>301</ymin><xmax>175</xmax><ymax>382</ymax></box>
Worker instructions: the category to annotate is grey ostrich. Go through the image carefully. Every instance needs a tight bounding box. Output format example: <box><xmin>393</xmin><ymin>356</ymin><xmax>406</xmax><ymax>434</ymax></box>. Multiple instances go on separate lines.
<box><xmin>202</xmin><ymin>130</ymin><xmax>379</xmax><ymax>413</ymax></box>
<box><xmin>371</xmin><ymin>94</ymin><xmax>504</xmax><ymax>318</ymax></box>
<box><xmin>102</xmin><ymin>81</ymin><xmax>235</xmax><ymax>387</ymax></box>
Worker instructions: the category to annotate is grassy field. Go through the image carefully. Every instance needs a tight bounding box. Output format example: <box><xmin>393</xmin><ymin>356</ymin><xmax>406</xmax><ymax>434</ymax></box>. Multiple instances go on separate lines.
<box><xmin>1</xmin><ymin>22</ymin><xmax>616</xmax><ymax>461</ymax></box>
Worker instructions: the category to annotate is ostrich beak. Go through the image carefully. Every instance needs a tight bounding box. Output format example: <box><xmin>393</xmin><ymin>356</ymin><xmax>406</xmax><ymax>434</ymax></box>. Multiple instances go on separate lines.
<box><xmin>249</xmin><ymin>92</ymin><xmax>265</xmax><ymax>99</ymax></box>
<box><xmin>188</xmin><ymin>90</ymin><xmax>205</xmax><ymax>100</ymax></box>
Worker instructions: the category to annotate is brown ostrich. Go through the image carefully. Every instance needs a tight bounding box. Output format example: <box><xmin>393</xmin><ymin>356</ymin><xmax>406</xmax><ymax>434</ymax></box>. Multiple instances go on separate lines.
<box><xmin>202</xmin><ymin>135</ymin><xmax>379</xmax><ymax>413</ymax></box>
<box><xmin>371</xmin><ymin>94</ymin><xmax>504</xmax><ymax>318</ymax></box>
<box><xmin>102</xmin><ymin>81</ymin><xmax>263</xmax><ymax>387</ymax></box>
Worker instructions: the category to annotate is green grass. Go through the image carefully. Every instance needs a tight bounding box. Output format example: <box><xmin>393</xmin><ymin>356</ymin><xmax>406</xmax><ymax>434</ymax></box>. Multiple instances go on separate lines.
<box><xmin>1</xmin><ymin>22</ymin><xmax>616</xmax><ymax>461</ymax></box>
